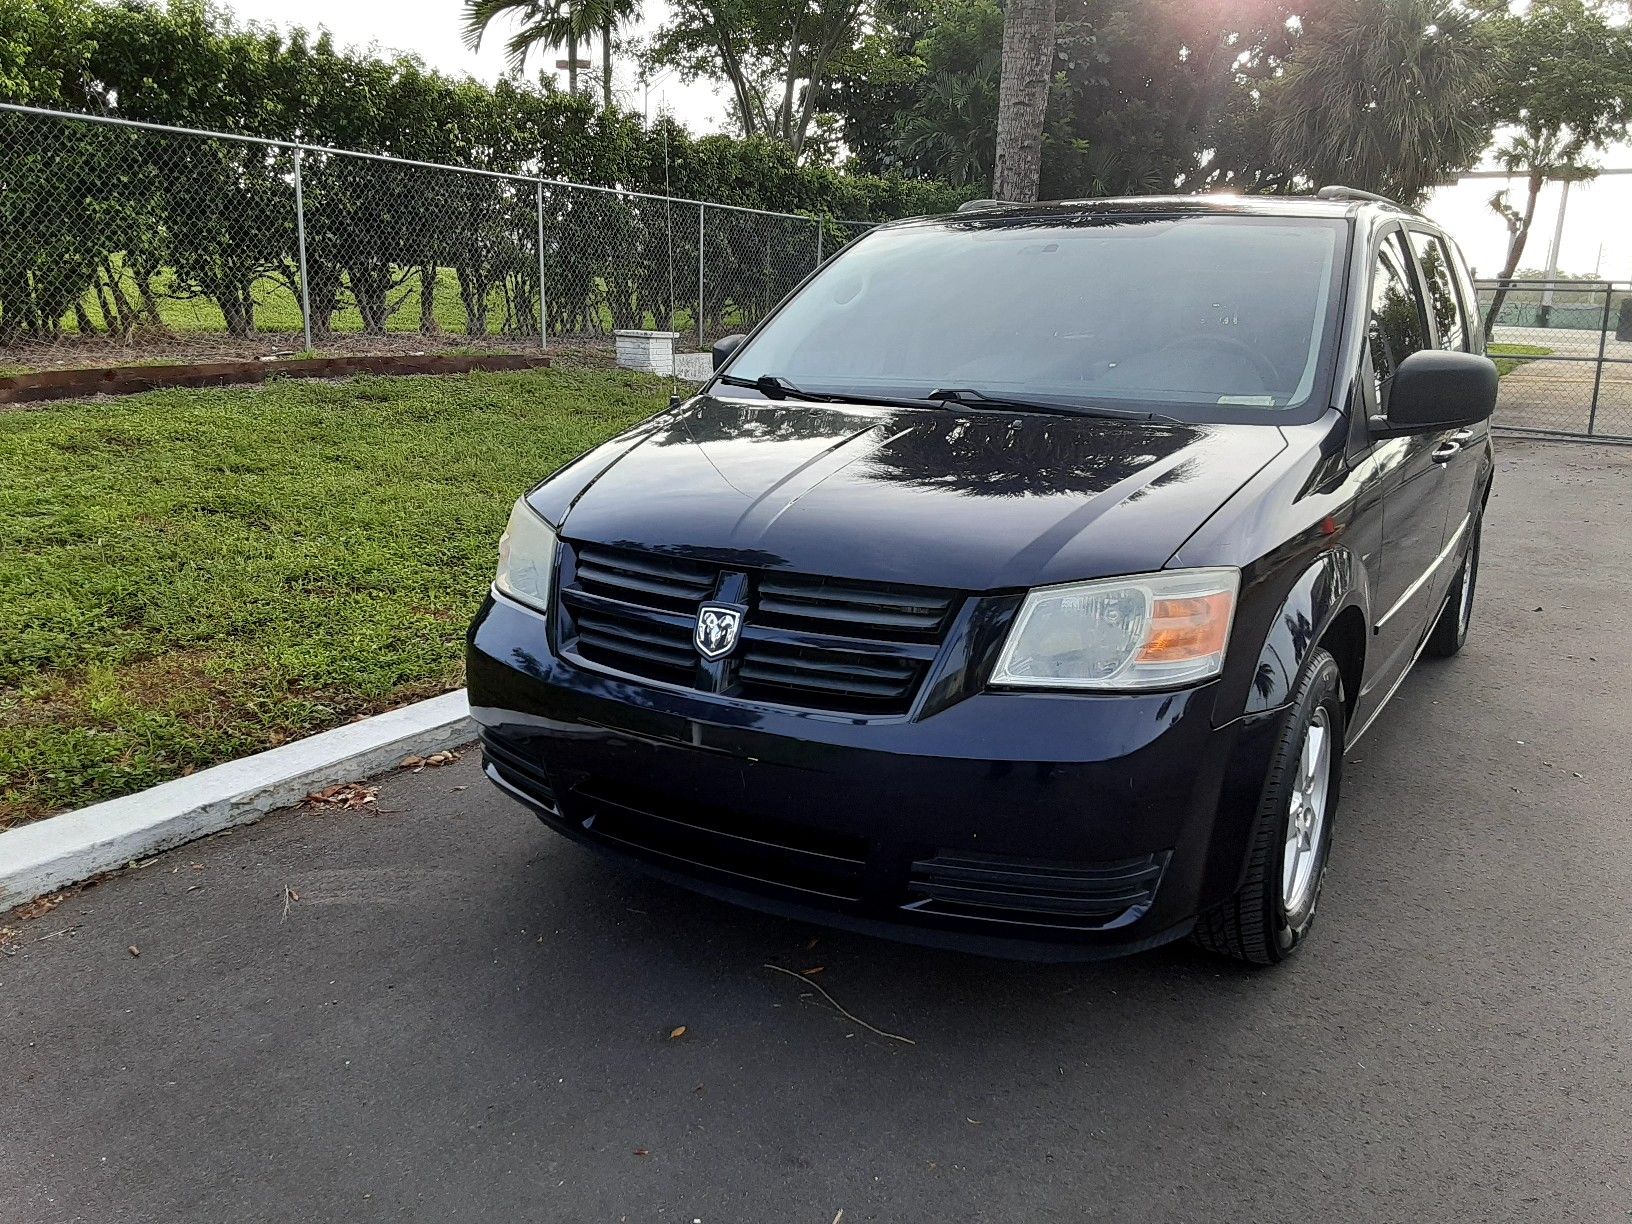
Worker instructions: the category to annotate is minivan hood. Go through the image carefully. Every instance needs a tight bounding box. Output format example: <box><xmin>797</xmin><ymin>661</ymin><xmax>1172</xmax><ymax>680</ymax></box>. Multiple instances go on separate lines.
<box><xmin>546</xmin><ymin>396</ymin><xmax>1285</xmax><ymax>590</ymax></box>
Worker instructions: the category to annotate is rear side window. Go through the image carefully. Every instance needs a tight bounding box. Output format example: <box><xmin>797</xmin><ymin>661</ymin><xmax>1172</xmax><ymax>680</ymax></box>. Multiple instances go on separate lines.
<box><xmin>1409</xmin><ymin>230</ymin><xmax>1469</xmax><ymax>351</ymax></box>
<box><xmin>1367</xmin><ymin>235</ymin><xmax>1430</xmax><ymax>404</ymax></box>
<box><xmin>1444</xmin><ymin>236</ymin><xmax>1484</xmax><ymax>351</ymax></box>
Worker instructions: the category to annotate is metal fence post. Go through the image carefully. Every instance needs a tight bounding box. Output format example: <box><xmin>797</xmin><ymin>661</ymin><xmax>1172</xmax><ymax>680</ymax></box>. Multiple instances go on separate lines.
<box><xmin>697</xmin><ymin>202</ymin><xmax>707</xmax><ymax>352</ymax></box>
<box><xmin>816</xmin><ymin>219</ymin><xmax>823</xmax><ymax>270</ymax></box>
<box><xmin>535</xmin><ymin>178</ymin><xmax>548</xmax><ymax>352</ymax></box>
<box><xmin>1587</xmin><ymin>281</ymin><xmax>1613</xmax><ymax>436</ymax></box>
<box><xmin>291</xmin><ymin>145</ymin><xmax>313</xmax><ymax>353</ymax></box>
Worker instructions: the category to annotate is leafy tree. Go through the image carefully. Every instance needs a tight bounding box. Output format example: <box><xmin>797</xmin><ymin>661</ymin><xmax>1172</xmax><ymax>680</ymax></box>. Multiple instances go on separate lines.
<box><xmin>639</xmin><ymin>0</ymin><xmax>871</xmax><ymax>156</ymax></box>
<box><xmin>896</xmin><ymin>51</ymin><xmax>1000</xmax><ymax>186</ymax></box>
<box><xmin>891</xmin><ymin>1</ymin><xmax>1003</xmax><ymax>185</ymax></box>
<box><xmin>1477</xmin><ymin>0</ymin><xmax>1632</xmax><ymax>333</ymax></box>
<box><xmin>1266</xmin><ymin>0</ymin><xmax>1493</xmax><ymax>204</ymax></box>
<box><xmin>0</xmin><ymin>0</ymin><xmax>100</xmax><ymax>107</ymax></box>
<box><xmin>829</xmin><ymin>0</ymin><xmax>1321</xmax><ymax>198</ymax></box>
<box><xmin>1046</xmin><ymin>0</ymin><xmax>1313</xmax><ymax>197</ymax></box>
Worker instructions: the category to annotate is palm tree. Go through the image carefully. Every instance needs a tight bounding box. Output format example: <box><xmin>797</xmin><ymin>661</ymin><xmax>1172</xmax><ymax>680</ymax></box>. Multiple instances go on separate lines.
<box><xmin>587</xmin><ymin>0</ymin><xmax>641</xmax><ymax>110</ymax></box>
<box><xmin>462</xmin><ymin>0</ymin><xmax>640</xmax><ymax>107</ymax></box>
<box><xmin>1268</xmin><ymin>0</ymin><xmax>1491</xmax><ymax>205</ymax></box>
<box><xmin>992</xmin><ymin>0</ymin><xmax>1056</xmax><ymax>202</ymax></box>
<box><xmin>896</xmin><ymin>54</ymin><xmax>1001</xmax><ymax>187</ymax></box>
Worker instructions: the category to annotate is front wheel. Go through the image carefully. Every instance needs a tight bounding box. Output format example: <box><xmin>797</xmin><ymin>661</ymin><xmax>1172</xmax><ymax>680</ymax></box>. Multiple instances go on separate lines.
<box><xmin>1424</xmin><ymin>516</ymin><xmax>1481</xmax><ymax>658</ymax></box>
<box><xmin>1193</xmin><ymin>648</ymin><xmax>1345</xmax><ymax>966</ymax></box>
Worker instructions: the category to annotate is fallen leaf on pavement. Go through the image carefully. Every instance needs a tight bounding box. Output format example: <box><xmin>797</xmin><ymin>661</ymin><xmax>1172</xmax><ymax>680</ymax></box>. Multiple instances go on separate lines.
<box><xmin>632</xmin><ymin>1149</ymin><xmax>650</xmax><ymax>1157</ymax></box>
<box><xmin>400</xmin><ymin>750</ymin><xmax>461</xmax><ymax>772</ymax></box>
<box><xmin>304</xmin><ymin>783</ymin><xmax>379</xmax><ymax>810</ymax></box>
<box><xmin>669</xmin><ymin>1026</ymin><xmax>687</xmax><ymax>1040</ymax></box>
<box><xmin>127</xmin><ymin>945</ymin><xmax>140</xmax><ymax>957</ymax></box>
<box><xmin>13</xmin><ymin>894</ymin><xmax>64</xmax><ymax>921</ymax></box>
<box><xmin>800</xmin><ymin>966</ymin><xmax>825</xmax><ymax>976</ymax></box>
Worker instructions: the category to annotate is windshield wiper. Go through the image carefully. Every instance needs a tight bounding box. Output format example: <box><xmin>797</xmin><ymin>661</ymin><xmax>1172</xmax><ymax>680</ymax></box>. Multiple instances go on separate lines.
<box><xmin>714</xmin><ymin>373</ymin><xmax>942</xmax><ymax>411</ymax></box>
<box><xmin>715</xmin><ymin>372</ymin><xmax>826</xmax><ymax>401</ymax></box>
<box><xmin>714</xmin><ymin>373</ymin><xmax>1173</xmax><ymax>422</ymax></box>
<box><xmin>929</xmin><ymin>386</ymin><xmax>1169</xmax><ymax>422</ymax></box>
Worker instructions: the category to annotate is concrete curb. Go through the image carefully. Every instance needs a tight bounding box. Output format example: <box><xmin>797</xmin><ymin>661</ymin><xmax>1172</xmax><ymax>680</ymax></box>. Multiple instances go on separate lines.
<box><xmin>0</xmin><ymin>689</ymin><xmax>473</xmax><ymax>909</ymax></box>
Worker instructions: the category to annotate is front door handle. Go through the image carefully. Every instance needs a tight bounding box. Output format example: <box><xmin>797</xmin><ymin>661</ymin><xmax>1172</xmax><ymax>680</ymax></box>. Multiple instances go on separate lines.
<box><xmin>1432</xmin><ymin>441</ymin><xmax>1461</xmax><ymax>463</ymax></box>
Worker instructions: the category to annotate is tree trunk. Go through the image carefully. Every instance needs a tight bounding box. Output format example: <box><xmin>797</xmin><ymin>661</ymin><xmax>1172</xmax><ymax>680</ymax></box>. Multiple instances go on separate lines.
<box><xmin>716</xmin><ymin>25</ymin><xmax>760</xmax><ymax>137</ymax></box>
<box><xmin>992</xmin><ymin>0</ymin><xmax>1055</xmax><ymax>202</ymax></box>
<box><xmin>92</xmin><ymin>275</ymin><xmax>119</xmax><ymax>335</ymax></box>
<box><xmin>602</xmin><ymin>19</ymin><xmax>614</xmax><ymax>109</ymax></box>
<box><xmin>101</xmin><ymin>260</ymin><xmax>138</xmax><ymax>337</ymax></box>
<box><xmin>132</xmin><ymin>263</ymin><xmax>167</xmax><ymax>331</ymax></box>
<box><xmin>217</xmin><ymin>285</ymin><xmax>253</xmax><ymax>338</ymax></box>
<box><xmin>347</xmin><ymin>266</ymin><xmax>391</xmax><ymax>336</ymax></box>
<box><xmin>1483</xmin><ymin>170</ymin><xmax>1545</xmax><ymax>338</ymax></box>
<box><xmin>458</xmin><ymin>267</ymin><xmax>491</xmax><ymax>336</ymax></box>
<box><xmin>419</xmin><ymin>265</ymin><xmax>440</xmax><ymax>333</ymax></box>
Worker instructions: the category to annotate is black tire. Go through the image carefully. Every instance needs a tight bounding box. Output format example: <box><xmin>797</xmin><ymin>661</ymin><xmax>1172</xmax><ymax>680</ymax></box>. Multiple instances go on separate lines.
<box><xmin>1193</xmin><ymin>648</ymin><xmax>1345</xmax><ymax>966</ymax></box>
<box><xmin>1424</xmin><ymin>516</ymin><xmax>1481</xmax><ymax>658</ymax></box>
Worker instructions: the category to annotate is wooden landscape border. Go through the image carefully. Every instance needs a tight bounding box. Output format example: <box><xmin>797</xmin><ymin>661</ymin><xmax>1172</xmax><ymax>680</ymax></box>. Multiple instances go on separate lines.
<box><xmin>0</xmin><ymin>353</ymin><xmax>553</xmax><ymax>405</ymax></box>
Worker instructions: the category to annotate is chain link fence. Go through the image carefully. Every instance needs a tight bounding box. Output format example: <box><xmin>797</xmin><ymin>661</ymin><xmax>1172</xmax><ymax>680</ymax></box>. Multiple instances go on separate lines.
<box><xmin>1479</xmin><ymin>279</ymin><xmax>1632</xmax><ymax>439</ymax></box>
<box><xmin>0</xmin><ymin>102</ymin><xmax>871</xmax><ymax>374</ymax></box>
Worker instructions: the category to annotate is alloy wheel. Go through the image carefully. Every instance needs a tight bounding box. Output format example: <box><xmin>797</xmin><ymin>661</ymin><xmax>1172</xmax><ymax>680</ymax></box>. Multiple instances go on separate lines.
<box><xmin>1282</xmin><ymin>706</ymin><xmax>1332</xmax><ymax>912</ymax></box>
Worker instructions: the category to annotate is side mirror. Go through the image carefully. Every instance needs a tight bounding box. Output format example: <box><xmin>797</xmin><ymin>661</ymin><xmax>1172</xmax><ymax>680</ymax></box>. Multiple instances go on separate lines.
<box><xmin>711</xmin><ymin>333</ymin><xmax>747</xmax><ymax>371</ymax></box>
<box><xmin>1372</xmin><ymin>350</ymin><xmax>1498</xmax><ymax>437</ymax></box>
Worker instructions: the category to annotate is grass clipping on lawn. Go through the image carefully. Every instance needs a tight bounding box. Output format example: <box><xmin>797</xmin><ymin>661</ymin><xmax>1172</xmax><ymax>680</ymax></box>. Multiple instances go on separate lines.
<box><xmin>0</xmin><ymin>367</ymin><xmax>668</xmax><ymax>829</ymax></box>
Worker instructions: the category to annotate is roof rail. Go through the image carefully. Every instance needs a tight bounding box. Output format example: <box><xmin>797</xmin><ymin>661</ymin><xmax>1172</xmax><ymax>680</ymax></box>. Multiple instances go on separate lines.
<box><xmin>1315</xmin><ymin>185</ymin><xmax>1399</xmax><ymax>206</ymax></box>
<box><xmin>957</xmin><ymin>198</ymin><xmax>1004</xmax><ymax>212</ymax></box>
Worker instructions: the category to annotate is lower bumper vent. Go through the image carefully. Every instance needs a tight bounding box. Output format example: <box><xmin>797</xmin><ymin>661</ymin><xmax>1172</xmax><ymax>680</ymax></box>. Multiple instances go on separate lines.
<box><xmin>905</xmin><ymin>849</ymin><xmax>1168</xmax><ymax>930</ymax></box>
<box><xmin>573</xmin><ymin>779</ymin><xmax>868</xmax><ymax>903</ymax></box>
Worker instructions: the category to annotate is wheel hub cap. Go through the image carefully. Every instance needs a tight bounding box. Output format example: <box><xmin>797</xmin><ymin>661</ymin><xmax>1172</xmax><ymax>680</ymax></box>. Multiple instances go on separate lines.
<box><xmin>1282</xmin><ymin>707</ymin><xmax>1331</xmax><ymax>912</ymax></box>
<box><xmin>1457</xmin><ymin>549</ymin><xmax>1475</xmax><ymax>637</ymax></box>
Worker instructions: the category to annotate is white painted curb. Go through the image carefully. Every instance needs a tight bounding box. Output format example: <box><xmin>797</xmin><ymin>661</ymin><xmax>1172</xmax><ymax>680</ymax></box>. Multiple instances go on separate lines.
<box><xmin>0</xmin><ymin>689</ymin><xmax>473</xmax><ymax>909</ymax></box>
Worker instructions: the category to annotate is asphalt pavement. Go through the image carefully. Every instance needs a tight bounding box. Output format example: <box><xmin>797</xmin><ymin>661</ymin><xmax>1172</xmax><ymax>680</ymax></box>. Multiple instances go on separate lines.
<box><xmin>4</xmin><ymin>437</ymin><xmax>1629</xmax><ymax>1223</ymax></box>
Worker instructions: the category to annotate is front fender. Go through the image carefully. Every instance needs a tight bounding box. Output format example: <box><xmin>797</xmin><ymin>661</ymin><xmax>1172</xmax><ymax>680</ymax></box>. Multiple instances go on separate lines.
<box><xmin>1242</xmin><ymin>548</ymin><xmax>1367</xmax><ymax>716</ymax></box>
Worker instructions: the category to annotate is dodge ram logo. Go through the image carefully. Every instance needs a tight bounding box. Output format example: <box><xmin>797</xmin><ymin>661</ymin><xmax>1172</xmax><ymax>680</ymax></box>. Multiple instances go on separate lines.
<box><xmin>694</xmin><ymin>603</ymin><xmax>745</xmax><ymax>660</ymax></box>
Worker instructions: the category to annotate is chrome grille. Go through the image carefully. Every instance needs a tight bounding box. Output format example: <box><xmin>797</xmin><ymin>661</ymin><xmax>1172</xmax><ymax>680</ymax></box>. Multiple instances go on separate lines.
<box><xmin>559</xmin><ymin>542</ymin><xmax>956</xmax><ymax>715</ymax></box>
<box><xmin>755</xmin><ymin>572</ymin><xmax>955</xmax><ymax>640</ymax></box>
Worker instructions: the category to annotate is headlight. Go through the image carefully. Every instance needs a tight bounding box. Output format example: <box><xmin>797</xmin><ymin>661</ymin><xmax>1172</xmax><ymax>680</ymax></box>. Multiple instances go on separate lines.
<box><xmin>990</xmin><ymin>568</ymin><xmax>1240</xmax><ymax>691</ymax></box>
<box><xmin>493</xmin><ymin>498</ymin><xmax>559</xmax><ymax>614</ymax></box>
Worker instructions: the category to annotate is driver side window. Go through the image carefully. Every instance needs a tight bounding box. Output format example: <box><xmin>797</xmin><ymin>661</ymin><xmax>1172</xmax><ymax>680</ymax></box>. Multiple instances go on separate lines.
<box><xmin>1367</xmin><ymin>236</ymin><xmax>1430</xmax><ymax>409</ymax></box>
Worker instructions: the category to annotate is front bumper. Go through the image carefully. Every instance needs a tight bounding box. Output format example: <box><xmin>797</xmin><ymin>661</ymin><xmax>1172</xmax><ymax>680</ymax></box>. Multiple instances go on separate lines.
<box><xmin>468</xmin><ymin>593</ymin><xmax>1283</xmax><ymax>961</ymax></box>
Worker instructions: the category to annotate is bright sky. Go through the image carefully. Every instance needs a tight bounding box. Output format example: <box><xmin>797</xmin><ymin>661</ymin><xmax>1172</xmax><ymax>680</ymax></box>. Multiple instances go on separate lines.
<box><xmin>217</xmin><ymin>0</ymin><xmax>1632</xmax><ymax>278</ymax></box>
<box><xmin>1423</xmin><ymin>170</ymin><xmax>1632</xmax><ymax>281</ymax></box>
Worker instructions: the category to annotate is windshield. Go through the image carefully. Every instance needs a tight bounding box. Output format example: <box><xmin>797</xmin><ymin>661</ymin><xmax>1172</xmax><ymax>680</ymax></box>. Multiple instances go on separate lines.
<box><xmin>722</xmin><ymin>214</ymin><xmax>1348</xmax><ymax>417</ymax></box>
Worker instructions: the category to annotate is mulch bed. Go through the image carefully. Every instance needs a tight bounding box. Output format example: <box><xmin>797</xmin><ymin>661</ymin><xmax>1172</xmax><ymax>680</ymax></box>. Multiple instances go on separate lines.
<box><xmin>0</xmin><ymin>353</ymin><xmax>554</xmax><ymax>405</ymax></box>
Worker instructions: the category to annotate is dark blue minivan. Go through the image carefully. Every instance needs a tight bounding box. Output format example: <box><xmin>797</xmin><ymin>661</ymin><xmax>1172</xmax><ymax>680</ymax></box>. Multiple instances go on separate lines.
<box><xmin>467</xmin><ymin>190</ymin><xmax>1497</xmax><ymax>964</ymax></box>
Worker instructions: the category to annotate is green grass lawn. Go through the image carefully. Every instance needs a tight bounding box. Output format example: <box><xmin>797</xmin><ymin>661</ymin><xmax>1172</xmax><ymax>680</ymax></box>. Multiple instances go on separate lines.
<box><xmin>1489</xmin><ymin>343</ymin><xmax>1553</xmax><ymax>377</ymax></box>
<box><xmin>0</xmin><ymin>367</ymin><xmax>667</xmax><ymax>829</ymax></box>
